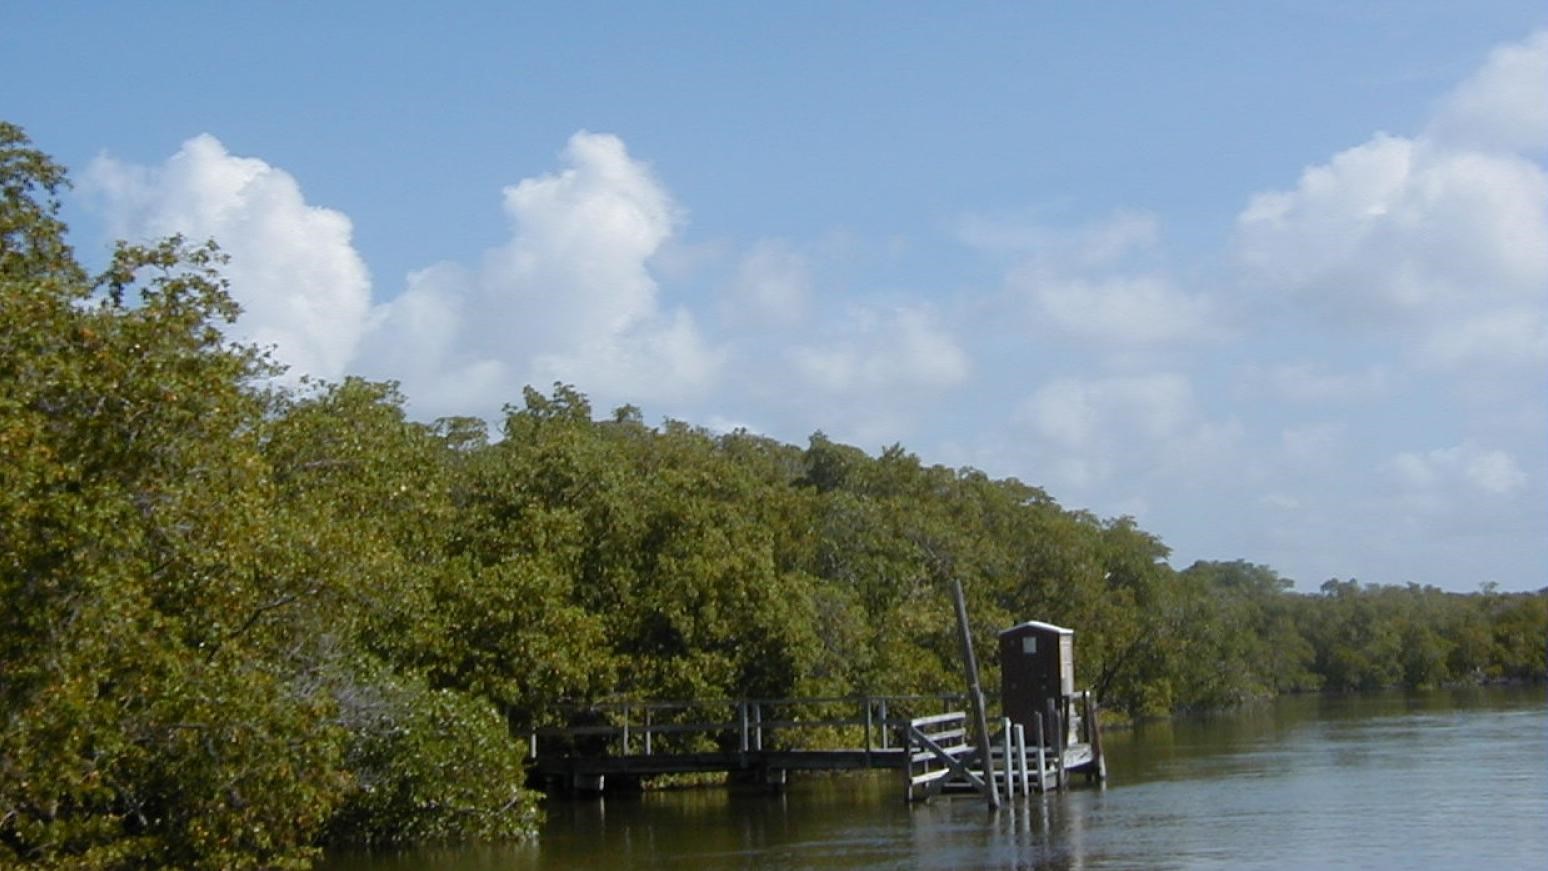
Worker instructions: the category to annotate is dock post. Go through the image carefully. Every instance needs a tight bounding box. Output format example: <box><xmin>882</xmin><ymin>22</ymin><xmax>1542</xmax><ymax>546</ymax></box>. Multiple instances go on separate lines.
<box><xmin>644</xmin><ymin>708</ymin><xmax>652</xmax><ymax>756</ymax></box>
<box><xmin>622</xmin><ymin>705</ymin><xmax>630</xmax><ymax>755</ymax></box>
<box><xmin>1033</xmin><ymin>712</ymin><xmax>1047</xmax><ymax>793</ymax></box>
<box><xmin>864</xmin><ymin>697</ymin><xmax>874</xmax><ymax>766</ymax></box>
<box><xmin>1014</xmin><ymin>723</ymin><xmax>1029</xmax><ymax>796</ymax></box>
<box><xmin>1002</xmin><ymin>717</ymin><xmax>1015</xmax><ymax>800</ymax></box>
<box><xmin>1090</xmin><ymin>693</ymin><xmax>1107</xmax><ymax>783</ymax></box>
<box><xmin>1049</xmin><ymin>700</ymin><xmax>1067</xmax><ymax>791</ymax></box>
<box><xmin>879</xmin><ymin>699</ymin><xmax>889</xmax><ymax>749</ymax></box>
<box><xmin>739</xmin><ymin>701</ymin><xmax>749</xmax><ymax>753</ymax></box>
<box><xmin>754</xmin><ymin>702</ymin><xmax>764</xmax><ymax>751</ymax></box>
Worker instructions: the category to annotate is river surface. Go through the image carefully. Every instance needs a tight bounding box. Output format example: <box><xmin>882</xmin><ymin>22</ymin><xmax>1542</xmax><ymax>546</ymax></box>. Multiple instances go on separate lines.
<box><xmin>323</xmin><ymin>686</ymin><xmax>1546</xmax><ymax>870</ymax></box>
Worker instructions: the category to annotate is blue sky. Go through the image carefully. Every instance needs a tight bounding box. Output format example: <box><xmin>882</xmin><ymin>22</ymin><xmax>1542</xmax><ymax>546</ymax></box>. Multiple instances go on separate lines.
<box><xmin>5</xmin><ymin>2</ymin><xmax>1545</xmax><ymax>592</ymax></box>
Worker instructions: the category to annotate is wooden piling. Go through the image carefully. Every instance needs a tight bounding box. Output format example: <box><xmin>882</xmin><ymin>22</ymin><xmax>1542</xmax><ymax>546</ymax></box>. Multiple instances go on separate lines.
<box><xmin>863</xmin><ymin>697</ymin><xmax>874</xmax><ymax>766</ymax></box>
<box><xmin>1014</xmin><ymin>723</ymin><xmax>1029</xmax><ymax>796</ymax></box>
<box><xmin>739</xmin><ymin>702</ymin><xmax>749</xmax><ymax>753</ymax></box>
<box><xmin>1001</xmin><ymin>717</ymin><xmax>1015</xmax><ymax>800</ymax></box>
<box><xmin>1089</xmin><ymin>693</ymin><xmax>1107</xmax><ymax>783</ymax></box>
<box><xmin>1033</xmin><ymin>712</ymin><xmax>1047</xmax><ymax>793</ymax></box>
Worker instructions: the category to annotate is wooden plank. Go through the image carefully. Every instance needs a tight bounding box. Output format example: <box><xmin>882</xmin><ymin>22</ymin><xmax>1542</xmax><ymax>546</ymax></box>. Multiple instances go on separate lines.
<box><xmin>910</xmin><ymin>743</ymin><xmax>972</xmax><ymax>764</ymax></box>
<box><xmin>909</xmin><ymin>712</ymin><xmax>967</xmax><ymax>728</ymax></box>
<box><xmin>535</xmin><ymin>748</ymin><xmax>912</xmax><ymax>778</ymax></box>
<box><xmin>910</xmin><ymin>768</ymin><xmax>952</xmax><ymax>786</ymax></box>
<box><xmin>758</xmin><ymin>717</ymin><xmax>868</xmax><ymax>730</ymax></box>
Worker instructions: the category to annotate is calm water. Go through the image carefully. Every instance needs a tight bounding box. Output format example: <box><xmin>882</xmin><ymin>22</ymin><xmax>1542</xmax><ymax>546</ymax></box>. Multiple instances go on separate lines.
<box><xmin>323</xmin><ymin>686</ymin><xmax>1546</xmax><ymax>870</ymax></box>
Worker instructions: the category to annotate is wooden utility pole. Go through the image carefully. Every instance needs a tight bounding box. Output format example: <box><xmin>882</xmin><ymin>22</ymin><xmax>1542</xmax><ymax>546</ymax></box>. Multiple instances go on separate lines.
<box><xmin>951</xmin><ymin>576</ymin><xmax>1000</xmax><ymax>810</ymax></box>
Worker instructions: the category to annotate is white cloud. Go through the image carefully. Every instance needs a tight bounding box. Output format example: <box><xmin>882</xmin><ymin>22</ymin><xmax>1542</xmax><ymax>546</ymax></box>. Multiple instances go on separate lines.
<box><xmin>1012</xmin><ymin>373</ymin><xmax>1242</xmax><ymax>495</ymax></box>
<box><xmin>360</xmin><ymin>131</ymin><xmax>722</xmax><ymax>414</ymax></box>
<box><xmin>84</xmin><ymin>135</ymin><xmax>372</xmax><ymax>383</ymax></box>
<box><xmin>1014</xmin><ymin>269</ymin><xmax>1223</xmax><ymax>346</ymax></box>
<box><xmin>974</xmin><ymin>210</ymin><xmax>1223</xmax><ymax>349</ymax></box>
<box><xmin>1419</xmin><ymin>307</ymin><xmax>1548</xmax><ymax>370</ymax></box>
<box><xmin>1383</xmin><ymin>441</ymin><xmax>1527</xmax><ymax>496</ymax></box>
<box><xmin>723</xmin><ymin>239</ymin><xmax>811</xmax><ymax>327</ymax></box>
<box><xmin>1240</xmin><ymin>362</ymin><xmax>1391</xmax><ymax>403</ymax></box>
<box><xmin>1237</xmin><ymin>136</ymin><xmax>1548</xmax><ymax>326</ymax></box>
<box><xmin>1207</xmin><ymin>31</ymin><xmax>1548</xmax><ymax>592</ymax></box>
<box><xmin>1022</xmin><ymin>373</ymin><xmax>1194</xmax><ymax>447</ymax></box>
<box><xmin>1427</xmin><ymin>30</ymin><xmax>1548</xmax><ymax>154</ymax></box>
<box><xmin>85</xmin><ymin>131</ymin><xmax>723</xmax><ymax>418</ymax></box>
<box><xmin>1281</xmin><ymin>422</ymin><xmax>1345</xmax><ymax>465</ymax></box>
<box><xmin>1235</xmin><ymin>30</ymin><xmax>1548</xmax><ymax>377</ymax></box>
<box><xmin>788</xmin><ymin>304</ymin><xmax>969</xmax><ymax>395</ymax></box>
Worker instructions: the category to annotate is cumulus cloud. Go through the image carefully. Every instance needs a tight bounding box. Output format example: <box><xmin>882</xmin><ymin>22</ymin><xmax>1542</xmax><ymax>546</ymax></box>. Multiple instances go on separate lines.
<box><xmin>85</xmin><ymin>131</ymin><xmax>721</xmax><ymax>416</ymax></box>
<box><xmin>1427</xmin><ymin>30</ymin><xmax>1548</xmax><ymax>154</ymax></box>
<box><xmin>1237</xmin><ymin>136</ymin><xmax>1548</xmax><ymax>323</ymax></box>
<box><xmin>360</xmin><ymin>131</ymin><xmax>723</xmax><ymax>414</ymax></box>
<box><xmin>1236</xmin><ymin>30</ymin><xmax>1548</xmax><ymax>372</ymax></box>
<box><xmin>84</xmin><ymin>135</ymin><xmax>372</xmax><ymax>383</ymax></box>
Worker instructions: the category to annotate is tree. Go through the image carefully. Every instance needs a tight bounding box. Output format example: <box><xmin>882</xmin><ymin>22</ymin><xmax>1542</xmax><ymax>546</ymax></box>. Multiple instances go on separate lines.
<box><xmin>0</xmin><ymin>124</ymin><xmax>538</xmax><ymax>868</ymax></box>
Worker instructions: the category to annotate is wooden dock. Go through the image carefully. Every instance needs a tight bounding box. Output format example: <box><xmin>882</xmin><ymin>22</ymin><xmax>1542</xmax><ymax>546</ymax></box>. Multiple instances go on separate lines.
<box><xmin>527</xmin><ymin>693</ymin><xmax>1104</xmax><ymax>801</ymax></box>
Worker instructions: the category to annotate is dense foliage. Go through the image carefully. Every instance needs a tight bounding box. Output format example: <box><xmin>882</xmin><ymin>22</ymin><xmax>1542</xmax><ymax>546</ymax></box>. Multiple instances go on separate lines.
<box><xmin>3</xmin><ymin>123</ymin><xmax>1544</xmax><ymax>868</ymax></box>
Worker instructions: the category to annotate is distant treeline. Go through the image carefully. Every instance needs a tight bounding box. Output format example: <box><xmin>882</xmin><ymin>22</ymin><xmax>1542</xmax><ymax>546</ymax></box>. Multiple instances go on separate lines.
<box><xmin>4</xmin><ymin>122</ymin><xmax>1544</xmax><ymax>869</ymax></box>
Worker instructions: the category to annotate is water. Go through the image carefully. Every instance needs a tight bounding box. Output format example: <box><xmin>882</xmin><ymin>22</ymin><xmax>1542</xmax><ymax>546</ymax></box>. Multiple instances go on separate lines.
<box><xmin>323</xmin><ymin>686</ymin><xmax>1547</xmax><ymax>870</ymax></box>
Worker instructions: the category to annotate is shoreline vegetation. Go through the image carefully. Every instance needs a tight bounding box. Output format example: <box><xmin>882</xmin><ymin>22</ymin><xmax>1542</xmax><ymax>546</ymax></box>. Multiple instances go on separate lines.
<box><xmin>4</xmin><ymin>123</ymin><xmax>1545</xmax><ymax>869</ymax></box>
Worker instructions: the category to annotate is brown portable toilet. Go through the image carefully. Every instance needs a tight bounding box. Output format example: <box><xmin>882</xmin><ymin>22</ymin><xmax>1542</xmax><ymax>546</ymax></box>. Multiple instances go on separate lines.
<box><xmin>998</xmin><ymin>621</ymin><xmax>1075</xmax><ymax>743</ymax></box>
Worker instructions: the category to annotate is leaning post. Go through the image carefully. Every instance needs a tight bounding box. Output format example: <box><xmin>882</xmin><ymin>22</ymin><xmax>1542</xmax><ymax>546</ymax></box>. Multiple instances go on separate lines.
<box><xmin>952</xmin><ymin>576</ymin><xmax>1000</xmax><ymax>810</ymax></box>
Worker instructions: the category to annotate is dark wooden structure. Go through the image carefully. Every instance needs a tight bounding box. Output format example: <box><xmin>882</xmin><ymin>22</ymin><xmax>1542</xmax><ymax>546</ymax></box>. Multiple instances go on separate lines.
<box><xmin>999</xmin><ymin>621</ymin><xmax>1074</xmax><ymax>741</ymax></box>
<box><xmin>526</xmin><ymin>695</ymin><xmax>957</xmax><ymax>795</ymax></box>
<box><xmin>996</xmin><ymin>620</ymin><xmax>1105</xmax><ymax>785</ymax></box>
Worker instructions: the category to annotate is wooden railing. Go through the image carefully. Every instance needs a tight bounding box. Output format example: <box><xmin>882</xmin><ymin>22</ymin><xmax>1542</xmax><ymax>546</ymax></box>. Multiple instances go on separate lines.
<box><xmin>527</xmin><ymin>694</ymin><xmax>968</xmax><ymax>760</ymax></box>
<box><xmin>901</xmin><ymin>711</ymin><xmax>978</xmax><ymax>801</ymax></box>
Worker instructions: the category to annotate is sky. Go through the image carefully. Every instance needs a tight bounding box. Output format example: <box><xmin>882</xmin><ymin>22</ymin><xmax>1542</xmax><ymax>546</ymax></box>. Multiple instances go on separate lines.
<box><xmin>4</xmin><ymin>2</ymin><xmax>1545</xmax><ymax>593</ymax></box>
